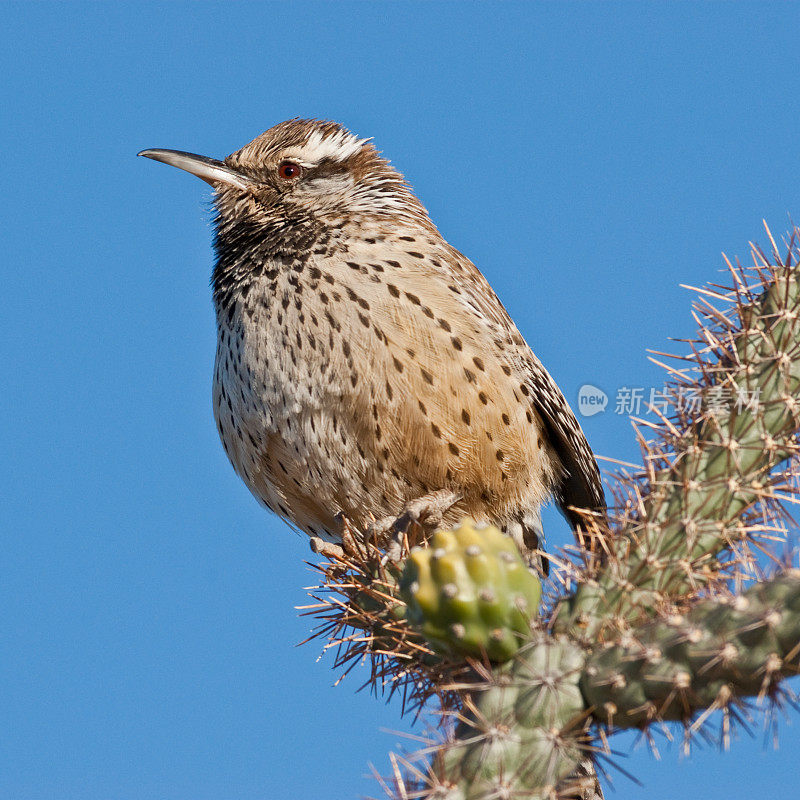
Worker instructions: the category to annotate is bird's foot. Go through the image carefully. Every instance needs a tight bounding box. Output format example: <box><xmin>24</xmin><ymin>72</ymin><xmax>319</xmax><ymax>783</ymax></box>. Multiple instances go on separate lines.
<box><xmin>309</xmin><ymin>512</ymin><xmax>380</xmax><ymax>563</ymax></box>
<box><xmin>312</xmin><ymin>491</ymin><xmax>462</xmax><ymax>564</ymax></box>
<box><xmin>311</xmin><ymin>512</ymin><xmax>386</xmax><ymax>564</ymax></box>
<box><xmin>308</xmin><ymin>536</ymin><xmax>345</xmax><ymax>560</ymax></box>
<box><xmin>368</xmin><ymin>489</ymin><xmax>462</xmax><ymax>537</ymax></box>
<box><xmin>368</xmin><ymin>489</ymin><xmax>462</xmax><ymax>562</ymax></box>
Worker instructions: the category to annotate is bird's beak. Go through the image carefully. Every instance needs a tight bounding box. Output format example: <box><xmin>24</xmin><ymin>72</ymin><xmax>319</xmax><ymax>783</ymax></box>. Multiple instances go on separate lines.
<box><xmin>137</xmin><ymin>148</ymin><xmax>252</xmax><ymax>190</ymax></box>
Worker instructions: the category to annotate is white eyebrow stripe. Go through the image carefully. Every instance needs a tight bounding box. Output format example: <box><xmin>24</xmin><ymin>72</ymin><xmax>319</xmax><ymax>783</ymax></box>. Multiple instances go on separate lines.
<box><xmin>301</xmin><ymin>129</ymin><xmax>371</xmax><ymax>163</ymax></box>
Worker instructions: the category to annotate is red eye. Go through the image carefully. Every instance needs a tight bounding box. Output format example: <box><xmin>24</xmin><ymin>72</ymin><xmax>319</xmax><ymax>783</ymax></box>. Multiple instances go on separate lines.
<box><xmin>278</xmin><ymin>161</ymin><xmax>302</xmax><ymax>180</ymax></box>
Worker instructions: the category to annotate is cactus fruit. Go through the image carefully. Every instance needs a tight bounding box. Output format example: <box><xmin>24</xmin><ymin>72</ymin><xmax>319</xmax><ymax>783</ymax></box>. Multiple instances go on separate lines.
<box><xmin>399</xmin><ymin>521</ymin><xmax>542</xmax><ymax>661</ymax></box>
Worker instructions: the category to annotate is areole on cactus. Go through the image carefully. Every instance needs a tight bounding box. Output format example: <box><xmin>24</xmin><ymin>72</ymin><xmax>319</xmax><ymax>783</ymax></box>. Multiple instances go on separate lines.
<box><xmin>303</xmin><ymin>225</ymin><xmax>800</xmax><ymax>800</ymax></box>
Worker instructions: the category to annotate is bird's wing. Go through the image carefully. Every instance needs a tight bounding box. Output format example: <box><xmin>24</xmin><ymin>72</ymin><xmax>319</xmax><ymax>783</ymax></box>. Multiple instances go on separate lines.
<box><xmin>442</xmin><ymin>244</ymin><xmax>606</xmax><ymax>535</ymax></box>
<box><xmin>521</xmin><ymin>350</ymin><xmax>606</xmax><ymax>532</ymax></box>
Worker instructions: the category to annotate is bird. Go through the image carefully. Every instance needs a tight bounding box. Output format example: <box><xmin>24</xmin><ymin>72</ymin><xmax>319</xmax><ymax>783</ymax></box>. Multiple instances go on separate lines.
<box><xmin>139</xmin><ymin>119</ymin><xmax>605</xmax><ymax>573</ymax></box>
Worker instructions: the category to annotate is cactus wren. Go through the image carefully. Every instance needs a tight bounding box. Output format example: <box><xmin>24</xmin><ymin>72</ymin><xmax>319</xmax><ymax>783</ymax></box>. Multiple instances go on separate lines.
<box><xmin>140</xmin><ymin>119</ymin><xmax>604</xmax><ymax>570</ymax></box>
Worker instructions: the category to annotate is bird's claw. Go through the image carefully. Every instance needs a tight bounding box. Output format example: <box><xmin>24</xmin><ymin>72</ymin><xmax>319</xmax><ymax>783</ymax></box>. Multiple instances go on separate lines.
<box><xmin>368</xmin><ymin>489</ymin><xmax>461</xmax><ymax>562</ymax></box>
<box><xmin>313</xmin><ymin>492</ymin><xmax>461</xmax><ymax>564</ymax></box>
<box><xmin>309</xmin><ymin>513</ymin><xmax>370</xmax><ymax>561</ymax></box>
<box><xmin>308</xmin><ymin>537</ymin><xmax>345</xmax><ymax>560</ymax></box>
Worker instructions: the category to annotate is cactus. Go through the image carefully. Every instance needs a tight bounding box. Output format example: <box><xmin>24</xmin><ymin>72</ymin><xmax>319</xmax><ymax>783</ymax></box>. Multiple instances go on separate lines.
<box><xmin>399</xmin><ymin>520</ymin><xmax>542</xmax><ymax>661</ymax></box>
<box><xmin>305</xmin><ymin>226</ymin><xmax>800</xmax><ymax>800</ymax></box>
<box><xmin>582</xmin><ymin>570</ymin><xmax>800</xmax><ymax>727</ymax></box>
<box><xmin>434</xmin><ymin>635</ymin><xmax>590</xmax><ymax>799</ymax></box>
<box><xmin>556</xmin><ymin>242</ymin><xmax>800</xmax><ymax>639</ymax></box>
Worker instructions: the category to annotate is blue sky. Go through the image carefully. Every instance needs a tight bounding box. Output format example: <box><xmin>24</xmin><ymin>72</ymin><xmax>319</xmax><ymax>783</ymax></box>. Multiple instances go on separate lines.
<box><xmin>3</xmin><ymin>2</ymin><xmax>800</xmax><ymax>799</ymax></box>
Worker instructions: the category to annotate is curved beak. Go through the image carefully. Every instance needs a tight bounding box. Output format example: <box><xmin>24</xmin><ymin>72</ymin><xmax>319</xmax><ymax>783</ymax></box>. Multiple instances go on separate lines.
<box><xmin>137</xmin><ymin>148</ymin><xmax>252</xmax><ymax>190</ymax></box>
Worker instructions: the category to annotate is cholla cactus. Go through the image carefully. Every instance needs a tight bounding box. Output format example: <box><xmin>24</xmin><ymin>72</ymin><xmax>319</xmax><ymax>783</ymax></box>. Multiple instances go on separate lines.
<box><xmin>304</xmin><ymin>225</ymin><xmax>800</xmax><ymax>800</ymax></box>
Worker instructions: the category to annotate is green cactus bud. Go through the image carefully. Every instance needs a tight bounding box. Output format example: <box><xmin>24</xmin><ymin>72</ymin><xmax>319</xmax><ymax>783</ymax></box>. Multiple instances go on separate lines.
<box><xmin>399</xmin><ymin>520</ymin><xmax>542</xmax><ymax>661</ymax></box>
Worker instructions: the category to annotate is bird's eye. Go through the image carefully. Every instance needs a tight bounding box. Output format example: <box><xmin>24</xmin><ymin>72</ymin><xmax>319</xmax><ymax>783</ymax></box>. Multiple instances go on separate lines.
<box><xmin>278</xmin><ymin>161</ymin><xmax>303</xmax><ymax>180</ymax></box>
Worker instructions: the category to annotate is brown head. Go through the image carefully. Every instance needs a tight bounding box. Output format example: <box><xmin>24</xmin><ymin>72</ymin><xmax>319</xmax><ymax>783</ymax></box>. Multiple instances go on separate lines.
<box><xmin>140</xmin><ymin>118</ymin><xmax>435</xmax><ymax>306</ymax></box>
<box><xmin>140</xmin><ymin>118</ymin><xmax>433</xmax><ymax>228</ymax></box>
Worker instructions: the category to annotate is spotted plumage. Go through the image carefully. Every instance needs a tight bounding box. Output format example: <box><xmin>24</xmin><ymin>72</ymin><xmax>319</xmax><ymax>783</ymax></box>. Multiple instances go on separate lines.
<box><xmin>140</xmin><ymin>119</ymin><xmax>605</xmax><ymax>571</ymax></box>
